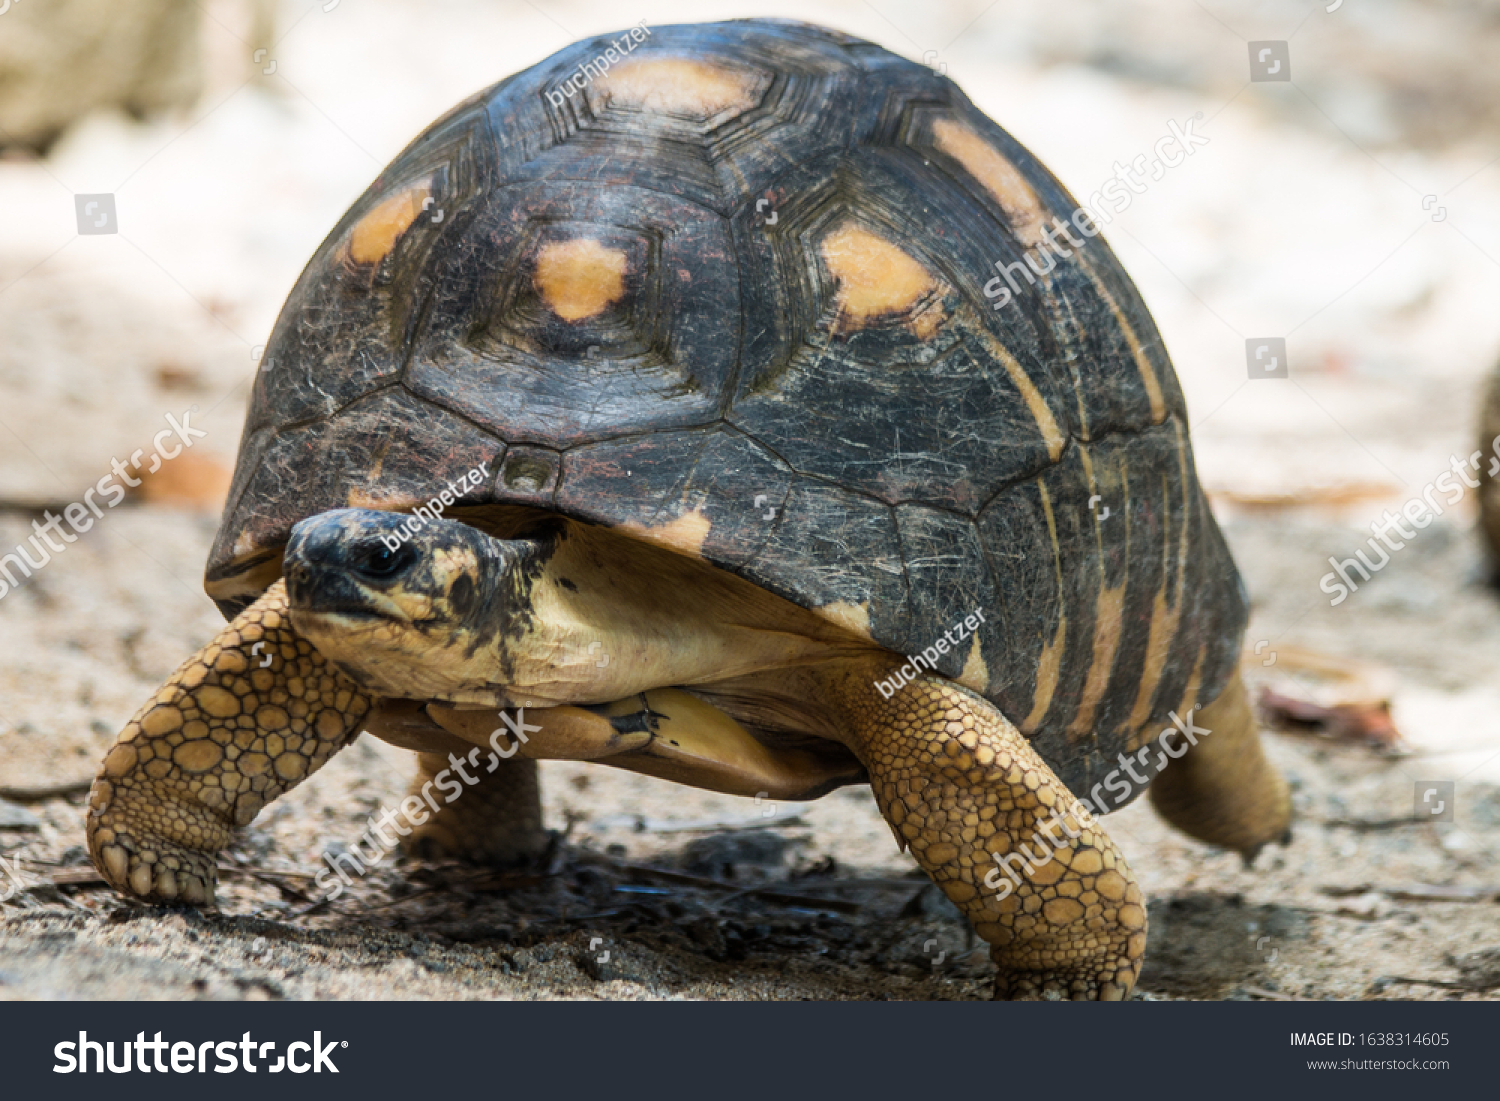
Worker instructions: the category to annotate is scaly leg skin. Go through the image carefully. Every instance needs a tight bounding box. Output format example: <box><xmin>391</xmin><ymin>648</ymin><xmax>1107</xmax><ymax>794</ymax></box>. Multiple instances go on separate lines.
<box><xmin>831</xmin><ymin>665</ymin><xmax>1146</xmax><ymax>1001</ymax></box>
<box><xmin>87</xmin><ymin>581</ymin><xmax>374</xmax><ymax>906</ymax></box>
<box><xmin>1148</xmin><ymin>670</ymin><xmax>1292</xmax><ymax>861</ymax></box>
<box><xmin>398</xmin><ymin>751</ymin><xmax>549</xmax><ymax>864</ymax></box>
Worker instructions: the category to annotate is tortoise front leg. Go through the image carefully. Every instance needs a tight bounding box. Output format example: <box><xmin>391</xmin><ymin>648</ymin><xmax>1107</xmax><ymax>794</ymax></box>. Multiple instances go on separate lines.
<box><xmin>87</xmin><ymin>581</ymin><xmax>374</xmax><ymax>905</ymax></box>
<box><xmin>828</xmin><ymin>663</ymin><xmax>1146</xmax><ymax>1000</ymax></box>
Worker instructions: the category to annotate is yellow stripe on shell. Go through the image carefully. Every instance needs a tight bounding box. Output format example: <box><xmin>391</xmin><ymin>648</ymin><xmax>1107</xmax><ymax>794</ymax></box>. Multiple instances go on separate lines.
<box><xmin>1067</xmin><ymin>455</ymin><xmax>1128</xmax><ymax>739</ymax></box>
<box><xmin>931</xmin><ymin>117</ymin><xmax>1049</xmax><ymax>248</ymax></box>
<box><xmin>1074</xmin><ymin>259</ymin><xmax>1167</xmax><ymax>424</ymax></box>
<box><xmin>971</xmin><ymin>325</ymin><xmax>1066</xmax><ymax>461</ymax></box>
<box><xmin>1021</xmin><ymin>483</ymin><xmax>1066</xmax><ymax>733</ymax></box>
<box><xmin>816</xmin><ymin>600</ymin><xmax>874</xmax><ymax>642</ymax></box>
<box><xmin>616</xmin><ymin>507</ymin><xmax>712</xmax><ymax>557</ymax></box>
<box><xmin>1127</xmin><ymin>419</ymin><xmax>1191</xmax><ymax>731</ymax></box>
<box><xmin>958</xmin><ymin>630</ymin><xmax>989</xmax><ymax>694</ymax></box>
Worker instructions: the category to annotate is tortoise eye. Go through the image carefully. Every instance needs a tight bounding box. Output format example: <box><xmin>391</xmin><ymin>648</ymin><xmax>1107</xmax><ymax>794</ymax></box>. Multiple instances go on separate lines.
<box><xmin>353</xmin><ymin>541</ymin><xmax>417</xmax><ymax>581</ymax></box>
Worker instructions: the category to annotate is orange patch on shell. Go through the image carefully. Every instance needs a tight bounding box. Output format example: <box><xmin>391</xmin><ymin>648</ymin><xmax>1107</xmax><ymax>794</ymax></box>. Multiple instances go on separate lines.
<box><xmin>817</xmin><ymin>600</ymin><xmax>874</xmax><ymax>642</ymax></box>
<box><xmin>344</xmin><ymin>486</ymin><xmax>406</xmax><ymax>510</ymax></box>
<box><xmin>932</xmin><ymin>118</ymin><xmax>1048</xmax><ymax>247</ymax></box>
<box><xmin>820</xmin><ymin>222</ymin><xmax>939</xmax><ymax>330</ymax></box>
<box><xmin>958</xmin><ymin>632</ymin><xmax>989</xmax><ymax>694</ymax></box>
<box><xmin>534</xmin><ymin>238</ymin><xmax>628</xmax><ymax>322</ymax></box>
<box><xmin>618</xmin><ymin>508</ymin><xmax>712</xmax><ymax>557</ymax></box>
<box><xmin>593</xmin><ymin>57</ymin><xmax>767</xmax><ymax>121</ymax></box>
<box><xmin>345</xmin><ymin>176</ymin><xmax>432</xmax><ymax>266</ymax></box>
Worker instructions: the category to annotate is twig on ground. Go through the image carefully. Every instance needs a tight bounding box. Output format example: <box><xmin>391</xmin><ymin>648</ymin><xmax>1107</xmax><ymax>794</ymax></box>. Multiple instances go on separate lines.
<box><xmin>1320</xmin><ymin>817</ymin><xmax>1424</xmax><ymax>831</ymax></box>
<box><xmin>586</xmin><ymin>812</ymin><xmax>807</xmax><ymax>833</ymax></box>
<box><xmin>0</xmin><ymin>780</ymin><xmax>93</xmax><ymax>803</ymax></box>
<box><xmin>1375</xmin><ymin>976</ymin><xmax>1467</xmax><ymax>992</ymax></box>
<box><xmin>1241</xmin><ymin>986</ymin><xmax>1306</xmax><ymax>1001</ymax></box>
<box><xmin>578</xmin><ymin>853</ymin><xmax>860</xmax><ymax>913</ymax></box>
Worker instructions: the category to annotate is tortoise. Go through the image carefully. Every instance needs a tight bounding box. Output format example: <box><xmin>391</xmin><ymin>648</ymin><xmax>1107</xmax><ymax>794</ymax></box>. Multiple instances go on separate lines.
<box><xmin>85</xmin><ymin>17</ymin><xmax>1291</xmax><ymax>1000</ymax></box>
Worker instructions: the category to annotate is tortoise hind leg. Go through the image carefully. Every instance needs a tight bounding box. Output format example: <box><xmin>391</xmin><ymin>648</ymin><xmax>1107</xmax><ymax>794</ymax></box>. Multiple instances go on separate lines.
<box><xmin>399</xmin><ymin>752</ymin><xmax>549</xmax><ymax>864</ymax></box>
<box><xmin>359</xmin><ymin>701</ymin><xmax>551</xmax><ymax>865</ymax></box>
<box><xmin>828</xmin><ymin>662</ymin><xmax>1146</xmax><ymax>1001</ymax></box>
<box><xmin>1148</xmin><ymin>671</ymin><xmax>1292</xmax><ymax>861</ymax></box>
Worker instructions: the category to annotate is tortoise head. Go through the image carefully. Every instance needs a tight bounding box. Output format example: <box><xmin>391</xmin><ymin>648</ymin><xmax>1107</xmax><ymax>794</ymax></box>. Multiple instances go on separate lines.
<box><xmin>283</xmin><ymin>508</ymin><xmax>539</xmax><ymax>703</ymax></box>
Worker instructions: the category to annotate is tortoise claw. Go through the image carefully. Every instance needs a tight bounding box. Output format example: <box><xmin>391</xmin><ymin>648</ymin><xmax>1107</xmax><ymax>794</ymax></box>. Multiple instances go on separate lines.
<box><xmin>994</xmin><ymin>968</ymin><xmax>1134</xmax><ymax>1001</ymax></box>
<box><xmin>88</xmin><ymin>811</ymin><xmax>218</xmax><ymax>908</ymax></box>
<box><xmin>1239</xmin><ymin>824</ymin><xmax>1295</xmax><ymax>869</ymax></box>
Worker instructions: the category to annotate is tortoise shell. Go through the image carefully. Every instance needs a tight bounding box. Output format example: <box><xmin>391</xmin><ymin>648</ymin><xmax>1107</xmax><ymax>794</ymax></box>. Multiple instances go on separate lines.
<box><xmin>207</xmin><ymin>18</ymin><xmax>1247</xmax><ymax>796</ymax></box>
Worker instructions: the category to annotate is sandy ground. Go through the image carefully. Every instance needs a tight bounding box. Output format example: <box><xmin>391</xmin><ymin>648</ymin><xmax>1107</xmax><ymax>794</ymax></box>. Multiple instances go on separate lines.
<box><xmin>3</xmin><ymin>0</ymin><xmax>1500</xmax><ymax>1001</ymax></box>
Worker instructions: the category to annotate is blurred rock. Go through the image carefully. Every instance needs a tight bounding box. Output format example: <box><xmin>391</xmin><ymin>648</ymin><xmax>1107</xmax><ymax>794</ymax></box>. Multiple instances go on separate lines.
<box><xmin>1334</xmin><ymin>890</ymin><xmax>1391</xmax><ymax>919</ymax></box>
<box><xmin>1447</xmin><ymin>946</ymin><xmax>1500</xmax><ymax>990</ymax></box>
<box><xmin>900</xmin><ymin>881</ymin><xmax>967</xmax><ymax>922</ymax></box>
<box><xmin>680</xmin><ymin>830</ymin><xmax>793</xmax><ymax>878</ymax></box>
<box><xmin>958</xmin><ymin>0</ymin><xmax>1500</xmax><ymax>151</ymax></box>
<box><xmin>0</xmin><ymin>0</ymin><xmax>203</xmax><ymax>152</ymax></box>
<box><xmin>0</xmin><ymin>799</ymin><xmax>39</xmax><ymax>829</ymax></box>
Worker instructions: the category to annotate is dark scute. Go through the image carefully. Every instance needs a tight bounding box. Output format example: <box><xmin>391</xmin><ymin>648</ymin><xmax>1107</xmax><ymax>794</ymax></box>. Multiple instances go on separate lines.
<box><xmin>558</xmin><ymin>425</ymin><xmax>793</xmax><ymax>571</ymax></box>
<box><xmin>977</xmin><ymin>421</ymin><xmax>1248</xmax><ymax>795</ymax></box>
<box><xmin>405</xmin><ymin>182</ymin><xmax>736</xmax><ymax>449</ymax></box>
<box><xmin>974</xmin><ymin>479</ymin><xmax>1058</xmax><ymax>727</ymax></box>
<box><xmin>208</xmin><ymin>387</ymin><xmax>503</xmax><ymax>591</ymax></box>
<box><xmin>738</xmin><ymin>479</ymin><xmax>911</xmax><ymax>648</ymax></box>
<box><xmin>728</xmin><ymin>143</ymin><xmax>1087</xmax><ymax>512</ymax></box>
<box><xmin>214</xmin><ymin>424</ymin><xmax>276</xmax><ymax>555</ymax></box>
<box><xmin>525</xmin><ymin>18</ymin><xmax>867</xmax><ymax>213</ymax></box>
<box><xmin>892</xmin><ymin>504</ymin><xmax>1006</xmax><ymax>679</ymax></box>
<box><xmin>1002</xmin><ymin>443</ymin><xmax>1098</xmax><ymax>744</ymax></box>
<box><xmin>250</xmin><ymin>106</ymin><xmax>498</xmax><ymax>432</ymax></box>
<box><xmin>900</xmin><ymin>99</ymin><xmax>1185</xmax><ymax>442</ymax></box>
